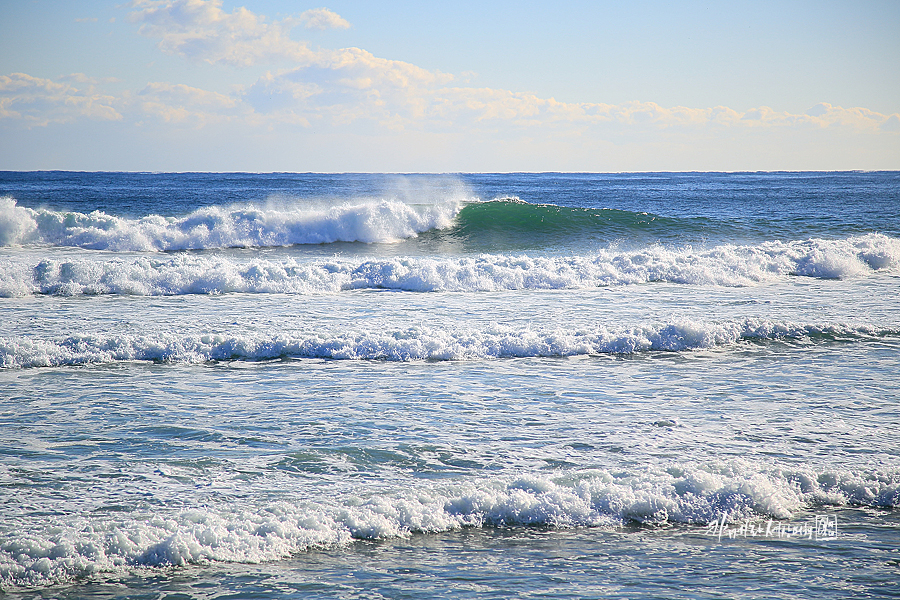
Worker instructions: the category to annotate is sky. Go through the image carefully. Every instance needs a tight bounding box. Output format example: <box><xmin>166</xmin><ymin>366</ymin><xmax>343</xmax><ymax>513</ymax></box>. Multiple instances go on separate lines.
<box><xmin>1</xmin><ymin>0</ymin><xmax>898</xmax><ymax>172</ymax></box>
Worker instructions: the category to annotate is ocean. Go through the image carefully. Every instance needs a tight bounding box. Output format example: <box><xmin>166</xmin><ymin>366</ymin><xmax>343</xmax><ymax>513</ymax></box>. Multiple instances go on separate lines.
<box><xmin>1</xmin><ymin>171</ymin><xmax>898</xmax><ymax>599</ymax></box>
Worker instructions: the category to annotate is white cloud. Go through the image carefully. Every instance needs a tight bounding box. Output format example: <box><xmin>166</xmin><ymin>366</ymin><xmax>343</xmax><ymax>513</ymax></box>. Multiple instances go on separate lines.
<box><xmin>0</xmin><ymin>73</ymin><xmax>247</xmax><ymax>129</ymax></box>
<box><xmin>0</xmin><ymin>73</ymin><xmax>121</xmax><ymax>127</ymax></box>
<box><xmin>298</xmin><ymin>8</ymin><xmax>350</xmax><ymax>30</ymax></box>
<box><xmin>243</xmin><ymin>47</ymin><xmax>454</xmax><ymax>127</ymax></box>
<box><xmin>240</xmin><ymin>59</ymin><xmax>899</xmax><ymax>139</ymax></box>
<box><xmin>3</xmin><ymin>64</ymin><xmax>896</xmax><ymax>150</ymax></box>
<box><xmin>130</xmin><ymin>82</ymin><xmax>242</xmax><ymax>126</ymax></box>
<box><xmin>127</xmin><ymin>0</ymin><xmax>316</xmax><ymax>66</ymax></box>
<box><xmin>798</xmin><ymin>102</ymin><xmax>898</xmax><ymax>130</ymax></box>
<box><xmin>122</xmin><ymin>1</ymin><xmax>896</xmax><ymax>136</ymax></box>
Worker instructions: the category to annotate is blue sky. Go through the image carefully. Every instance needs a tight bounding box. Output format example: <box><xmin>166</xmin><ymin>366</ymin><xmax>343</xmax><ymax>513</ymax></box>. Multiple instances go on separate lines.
<box><xmin>1</xmin><ymin>0</ymin><xmax>898</xmax><ymax>171</ymax></box>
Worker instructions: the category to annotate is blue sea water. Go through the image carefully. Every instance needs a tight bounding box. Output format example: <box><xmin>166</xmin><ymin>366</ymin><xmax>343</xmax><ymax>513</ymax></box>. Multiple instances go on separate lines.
<box><xmin>0</xmin><ymin>171</ymin><xmax>899</xmax><ymax>598</ymax></box>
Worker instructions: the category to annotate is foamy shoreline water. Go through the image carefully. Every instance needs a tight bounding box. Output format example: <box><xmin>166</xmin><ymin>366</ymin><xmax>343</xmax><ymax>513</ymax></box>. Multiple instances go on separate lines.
<box><xmin>3</xmin><ymin>463</ymin><xmax>898</xmax><ymax>589</ymax></box>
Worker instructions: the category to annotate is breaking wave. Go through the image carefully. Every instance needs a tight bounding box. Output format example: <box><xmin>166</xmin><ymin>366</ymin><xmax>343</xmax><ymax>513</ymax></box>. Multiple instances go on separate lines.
<box><xmin>1</xmin><ymin>462</ymin><xmax>897</xmax><ymax>589</ymax></box>
<box><xmin>0</xmin><ymin>233</ymin><xmax>896</xmax><ymax>297</ymax></box>
<box><xmin>2</xmin><ymin>320</ymin><xmax>895</xmax><ymax>369</ymax></box>
<box><xmin>0</xmin><ymin>196</ymin><xmax>461</xmax><ymax>251</ymax></box>
<box><xmin>8</xmin><ymin>195</ymin><xmax>895</xmax><ymax>255</ymax></box>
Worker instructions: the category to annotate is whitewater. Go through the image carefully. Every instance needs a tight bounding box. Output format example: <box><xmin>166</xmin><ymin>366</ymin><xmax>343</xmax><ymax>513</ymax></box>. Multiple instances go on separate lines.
<box><xmin>1</xmin><ymin>171</ymin><xmax>898</xmax><ymax>599</ymax></box>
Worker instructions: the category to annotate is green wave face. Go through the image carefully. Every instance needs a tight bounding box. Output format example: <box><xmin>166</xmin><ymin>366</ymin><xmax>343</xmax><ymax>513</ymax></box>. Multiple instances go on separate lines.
<box><xmin>425</xmin><ymin>198</ymin><xmax>699</xmax><ymax>251</ymax></box>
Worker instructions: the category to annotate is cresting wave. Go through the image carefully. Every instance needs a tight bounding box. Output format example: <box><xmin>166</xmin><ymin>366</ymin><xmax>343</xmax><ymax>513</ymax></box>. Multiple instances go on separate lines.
<box><xmin>0</xmin><ymin>196</ymin><xmax>696</xmax><ymax>251</ymax></box>
<box><xmin>2</xmin><ymin>320</ymin><xmax>895</xmax><ymax>368</ymax></box>
<box><xmin>1</xmin><ymin>233</ymin><xmax>897</xmax><ymax>297</ymax></box>
<box><xmin>2</xmin><ymin>463</ymin><xmax>898</xmax><ymax>589</ymax></box>
<box><xmin>0</xmin><ymin>196</ymin><xmax>461</xmax><ymax>251</ymax></box>
<box><xmin>2</xmin><ymin>194</ymin><xmax>878</xmax><ymax>254</ymax></box>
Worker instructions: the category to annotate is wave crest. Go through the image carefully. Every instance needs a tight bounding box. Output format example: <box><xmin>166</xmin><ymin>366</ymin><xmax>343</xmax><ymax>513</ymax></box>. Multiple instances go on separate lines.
<box><xmin>1</xmin><ymin>320</ymin><xmax>893</xmax><ymax>368</ymax></box>
<box><xmin>0</xmin><ymin>196</ymin><xmax>461</xmax><ymax>251</ymax></box>
<box><xmin>1</xmin><ymin>234</ymin><xmax>896</xmax><ymax>297</ymax></box>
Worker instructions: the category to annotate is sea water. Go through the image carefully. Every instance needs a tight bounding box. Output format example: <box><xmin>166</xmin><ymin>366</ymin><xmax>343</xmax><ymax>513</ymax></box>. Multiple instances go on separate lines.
<box><xmin>0</xmin><ymin>172</ymin><xmax>898</xmax><ymax>599</ymax></box>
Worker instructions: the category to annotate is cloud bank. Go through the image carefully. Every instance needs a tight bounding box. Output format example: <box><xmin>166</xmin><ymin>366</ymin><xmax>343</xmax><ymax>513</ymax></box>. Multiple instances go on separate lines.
<box><xmin>0</xmin><ymin>73</ymin><xmax>121</xmax><ymax>126</ymax></box>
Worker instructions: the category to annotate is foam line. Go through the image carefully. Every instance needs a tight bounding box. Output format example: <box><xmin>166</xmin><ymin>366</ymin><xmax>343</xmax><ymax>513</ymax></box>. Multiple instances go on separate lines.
<box><xmin>1</xmin><ymin>320</ymin><xmax>894</xmax><ymax>369</ymax></box>
<box><xmin>1</xmin><ymin>463</ymin><xmax>897</xmax><ymax>589</ymax></box>
<box><xmin>1</xmin><ymin>233</ymin><xmax>896</xmax><ymax>297</ymax></box>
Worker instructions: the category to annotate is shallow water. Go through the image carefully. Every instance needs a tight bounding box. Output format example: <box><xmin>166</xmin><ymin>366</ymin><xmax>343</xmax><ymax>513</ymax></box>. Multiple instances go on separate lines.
<box><xmin>7</xmin><ymin>510</ymin><xmax>900</xmax><ymax>599</ymax></box>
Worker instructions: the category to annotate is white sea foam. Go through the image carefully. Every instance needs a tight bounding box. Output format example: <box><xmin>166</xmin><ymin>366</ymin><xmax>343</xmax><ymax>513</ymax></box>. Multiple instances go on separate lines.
<box><xmin>0</xmin><ymin>233</ymin><xmax>897</xmax><ymax>297</ymax></box>
<box><xmin>0</xmin><ymin>320</ymin><xmax>891</xmax><ymax>368</ymax></box>
<box><xmin>0</xmin><ymin>196</ymin><xmax>461</xmax><ymax>251</ymax></box>
<box><xmin>1</xmin><ymin>462</ymin><xmax>897</xmax><ymax>589</ymax></box>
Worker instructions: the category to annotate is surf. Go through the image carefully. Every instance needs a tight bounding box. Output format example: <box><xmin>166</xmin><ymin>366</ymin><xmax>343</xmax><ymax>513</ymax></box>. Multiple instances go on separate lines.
<box><xmin>2</xmin><ymin>233</ymin><xmax>896</xmax><ymax>297</ymax></box>
<box><xmin>0</xmin><ymin>196</ymin><xmax>759</xmax><ymax>252</ymax></box>
<box><xmin>2</xmin><ymin>320</ymin><xmax>896</xmax><ymax>368</ymax></box>
<box><xmin>1</xmin><ymin>461</ymin><xmax>897</xmax><ymax>590</ymax></box>
<box><xmin>0</xmin><ymin>196</ymin><xmax>462</xmax><ymax>251</ymax></box>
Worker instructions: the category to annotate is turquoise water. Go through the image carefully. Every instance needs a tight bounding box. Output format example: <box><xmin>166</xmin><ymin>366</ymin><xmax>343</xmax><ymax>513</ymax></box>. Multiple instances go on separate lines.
<box><xmin>1</xmin><ymin>172</ymin><xmax>899</xmax><ymax>598</ymax></box>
